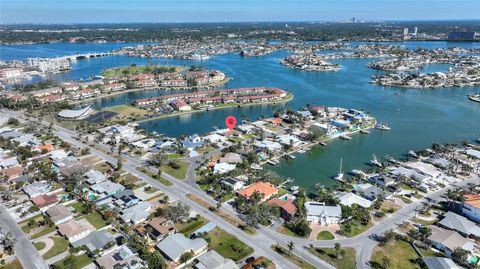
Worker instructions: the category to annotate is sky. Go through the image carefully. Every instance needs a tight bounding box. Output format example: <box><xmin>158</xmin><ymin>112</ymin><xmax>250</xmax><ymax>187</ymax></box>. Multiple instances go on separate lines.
<box><xmin>1</xmin><ymin>0</ymin><xmax>479</xmax><ymax>24</ymax></box>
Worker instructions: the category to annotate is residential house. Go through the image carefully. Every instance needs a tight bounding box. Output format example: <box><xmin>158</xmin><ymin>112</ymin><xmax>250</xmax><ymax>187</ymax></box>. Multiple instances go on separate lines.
<box><xmin>23</xmin><ymin>181</ymin><xmax>50</xmax><ymax>198</ymax></box>
<box><xmin>427</xmin><ymin>226</ymin><xmax>476</xmax><ymax>257</ymax></box>
<box><xmin>91</xmin><ymin>180</ymin><xmax>125</xmax><ymax>196</ymax></box>
<box><xmin>156</xmin><ymin>233</ymin><xmax>208</xmax><ymax>263</ymax></box>
<box><xmin>120</xmin><ymin>201</ymin><xmax>152</xmax><ymax>224</ymax></box>
<box><xmin>219</xmin><ymin>152</ymin><xmax>243</xmax><ymax>164</ymax></box>
<box><xmin>439</xmin><ymin>211</ymin><xmax>480</xmax><ymax>238</ymax></box>
<box><xmin>172</xmin><ymin>99</ymin><xmax>192</xmax><ymax>111</ymax></box>
<box><xmin>305</xmin><ymin>202</ymin><xmax>342</xmax><ymax>225</ymax></box>
<box><xmin>31</xmin><ymin>194</ymin><xmax>58</xmax><ymax>210</ymax></box>
<box><xmin>45</xmin><ymin>204</ymin><xmax>74</xmax><ymax>225</ymax></box>
<box><xmin>58</xmin><ymin>219</ymin><xmax>96</xmax><ymax>242</ymax></box>
<box><xmin>268</xmin><ymin>197</ymin><xmax>298</xmax><ymax>221</ymax></box>
<box><xmin>213</xmin><ymin>162</ymin><xmax>236</xmax><ymax>174</ymax></box>
<box><xmin>462</xmin><ymin>194</ymin><xmax>480</xmax><ymax>223</ymax></box>
<box><xmin>0</xmin><ymin>157</ymin><xmax>18</xmax><ymax>169</ymax></box>
<box><xmin>182</xmin><ymin>134</ymin><xmax>205</xmax><ymax>150</ymax></box>
<box><xmin>113</xmin><ymin>189</ymin><xmax>140</xmax><ymax>208</ymax></box>
<box><xmin>353</xmin><ymin>183</ymin><xmax>393</xmax><ymax>201</ymax></box>
<box><xmin>335</xmin><ymin>192</ymin><xmax>373</xmax><ymax>208</ymax></box>
<box><xmin>1</xmin><ymin>166</ymin><xmax>24</xmax><ymax>181</ymax></box>
<box><xmin>137</xmin><ymin>217</ymin><xmax>176</xmax><ymax>241</ymax></box>
<box><xmin>71</xmin><ymin>229</ymin><xmax>115</xmax><ymax>253</ymax></box>
<box><xmin>238</xmin><ymin>181</ymin><xmax>279</xmax><ymax>202</ymax></box>
<box><xmin>84</xmin><ymin>170</ymin><xmax>107</xmax><ymax>185</ymax></box>
<box><xmin>422</xmin><ymin>257</ymin><xmax>462</xmax><ymax>269</ymax></box>
<box><xmin>193</xmin><ymin>250</ymin><xmax>238</xmax><ymax>269</ymax></box>
<box><xmin>96</xmin><ymin>245</ymin><xmax>146</xmax><ymax>269</ymax></box>
<box><xmin>222</xmin><ymin>177</ymin><xmax>246</xmax><ymax>192</ymax></box>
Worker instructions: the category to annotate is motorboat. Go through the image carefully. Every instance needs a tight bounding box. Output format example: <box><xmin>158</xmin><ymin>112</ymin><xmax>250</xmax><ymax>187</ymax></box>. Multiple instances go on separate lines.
<box><xmin>334</xmin><ymin>158</ymin><xmax>344</xmax><ymax>181</ymax></box>
<box><xmin>370</xmin><ymin>154</ymin><xmax>382</xmax><ymax>167</ymax></box>
<box><xmin>375</xmin><ymin>122</ymin><xmax>391</xmax><ymax>131</ymax></box>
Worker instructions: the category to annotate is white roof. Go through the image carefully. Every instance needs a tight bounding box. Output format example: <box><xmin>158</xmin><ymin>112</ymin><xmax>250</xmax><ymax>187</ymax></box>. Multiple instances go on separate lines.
<box><xmin>407</xmin><ymin>162</ymin><xmax>442</xmax><ymax>178</ymax></box>
<box><xmin>336</xmin><ymin>192</ymin><xmax>372</xmax><ymax>208</ymax></box>
<box><xmin>58</xmin><ymin>106</ymin><xmax>92</xmax><ymax>119</ymax></box>
<box><xmin>156</xmin><ymin>233</ymin><xmax>207</xmax><ymax>261</ymax></box>
<box><xmin>466</xmin><ymin>149</ymin><xmax>480</xmax><ymax>159</ymax></box>
<box><xmin>305</xmin><ymin>202</ymin><xmax>342</xmax><ymax>218</ymax></box>
<box><xmin>213</xmin><ymin>163</ymin><xmax>236</xmax><ymax>174</ymax></box>
<box><xmin>120</xmin><ymin>202</ymin><xmax>151</xmax><ymax>224</ymax></box>
<box><xmin>50</xmin><ymin>149</ymin><xmax>69</xmax><ymax>161</ymax></box>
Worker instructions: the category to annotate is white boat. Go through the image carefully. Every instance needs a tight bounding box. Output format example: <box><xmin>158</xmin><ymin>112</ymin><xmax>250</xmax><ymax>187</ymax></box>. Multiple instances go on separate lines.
<box><xmin>408</xmin><ymin>150</ymin><xmax>419</xmax><ymax>158</ymax></box>
<box><xmin>370</xmin><ymin>154</ymin><xmax>382</xmax><ymax>167</ymax></box>
<box><xmin>468</xmin><ymin>93</ymin><xmax>480</xmax><ymax>103</ymax></box>
<box><xmin>319</xmin><ymin>141</ymin><xmax>327</xmax><ymax>146</ymax></box>
<box><xmin>340</xmin><ymin>134</ymin><xmax>352</xmax><ymax>140</ymax></box>
<box><xmin>290</xmin><ymin>185</ymin><xmax>299</xmax><ymax>192</ymax></box>
<box><xmin>250</xmin><ymin>164</ymin><xmax>263</xmax><ymax>170</ymax></box>
<box><xmin>284</xmin><ymin>154</ymin><xmax>296</xmax><ymax>160</ymax></box>
<box><xmin>385</xmin><ymin>155</ymin><xmax>400</xmax><ymax>164</ymax></box>
<box><xmin>350</xmin><ymin>169</ymin><xmax>367</xmax><ymax>178</ymax></box>
<box><xmin>298</xmin><ymin>149</ymin><xmax>306</xmax><ymax>153</ymax></box>
<box><xmin>267</xmin><ymin>159</ymin><xmax>279</xmax><ymax>165</ymax></box>
<box><xmin>334</xmin><ymin>158</ymin><xmax>344</xmax><ymax>181</ymax></box>
<box><xmin>360</xmin><ymin>129</ymin><xmax>371</xmax><ymax>134</ymax></box>
<box><xmin>375</xmin><ymin>122</ymin><xmax>391</xmax><ymax>131</ymax></box>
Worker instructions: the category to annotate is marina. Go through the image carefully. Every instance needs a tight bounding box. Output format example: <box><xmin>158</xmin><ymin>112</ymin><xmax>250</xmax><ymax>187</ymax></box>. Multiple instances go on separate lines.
<box><xmin>1</xmin><ymin>41</ymin><xmax>480</xmax><ymax>189</ymax></box>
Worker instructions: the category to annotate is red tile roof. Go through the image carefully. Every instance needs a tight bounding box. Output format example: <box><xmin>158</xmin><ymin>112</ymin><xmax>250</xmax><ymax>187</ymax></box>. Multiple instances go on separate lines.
<box><xmin>268</xmin><ymin>198</ymin><xmax>298</xmax><ymax>215</ymax></box>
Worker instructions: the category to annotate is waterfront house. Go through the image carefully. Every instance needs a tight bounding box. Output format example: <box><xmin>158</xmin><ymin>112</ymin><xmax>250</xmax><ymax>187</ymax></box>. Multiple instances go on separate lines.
<box><xmin>276</xmin><ymin>134</ymin><xmax>302</xmax><ymax>148</ymax></box>
<box><xmin>219</xmin><ymin>152</ymin><xmax>243</xmax><ymax>164</ymax></box>
<box><xmin>335</xmin><ymin>192</ymin><xmax>373</xmax><ymax>208</ymax></box>
<box><xmin>238</xmin><ymin>181</ymin><xmax>279</xmax><ymax>202</ymax></box>
<box><xmin>193</xmin><ymin>250</ymin><xmax>238</xmax><ymax>269</ymax></box>
<box><xmin>156</xmin><ymin>233</ymin><xmax>208</xmax><ymax>263</ymax></box>
<box><xmin>171</xmin><ymin>99</ymin><xmax>192</xmax><ymax>111</ymax></box>
<box><xmin>45</xmin><ymin>204</ymin><xmax>74</xmax><ymax>225</ymax></box>
<box><xmin>305</xmin><ymin>201</ymin><xmax>342</xmax><ymax>225</ymax></box>
<box><xmin>427</xmin><ymin>226</ymin><xmax>476</xmax><ymax>257</ymax></box>
<box><xmin>95</xmin><ymin>245</ymin><xmax>146</xmax><ymax>269</ymax></box>
<box><xmin>462</xmin><ymin>194</ymin><xmax>480</xmax><ymax>223</ymax></box>
<box><xmin>213</xmin><ymin>162</ymin><xmax>236</xmax><ymax>174</ymax></box>
<box><xmin>182</xmin><ymin>134</ymin><xmax>205</xmax><ymax>150</ymax></box>
<box><xmin>268</xmin><ymin>197</ymin><xmax>298</xmax><ymax>221</ymax></box>
<box><xmin>368</xmin><ymin>174</ymin><xmax>397</xmax><ymax>187</ymax></box>
<box><xmin>254</xmin><ymin>140</ymin><xmax>283</xmax><ymax>153</ymax></box>
<box><xmin>390</xmin><ymin>166</ymin><xmax>431</xmax><ymax>184</ymax></box>
<box><xmin>221</xmin><ymin>177</ymin><xmax>246</xmax><ymax>192</ymax></box>
<box><xmin>353</xmin><ymin>183</ymin><xmax>393</xmax><ymax>201</ymax></box>
<box><xmin>439</xmin><ymin>211</ymin><xmax>480</xmax><ymax>238</ymax></box>
<box><xmin>58</xmin><ymin>219</ymin><xmax>96</xmax><ymax>242</ymax></box>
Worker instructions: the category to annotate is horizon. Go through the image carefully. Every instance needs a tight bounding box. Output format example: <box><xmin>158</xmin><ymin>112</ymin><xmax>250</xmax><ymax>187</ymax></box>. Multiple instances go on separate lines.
<box><xmin>2</xmin><ymin>0</ymin><xmax>480</xmax><ymax>24</ymax></box>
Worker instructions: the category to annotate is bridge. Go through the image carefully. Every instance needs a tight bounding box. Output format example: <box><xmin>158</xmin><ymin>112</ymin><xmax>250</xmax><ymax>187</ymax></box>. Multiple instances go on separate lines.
<box><xmin>62</xmin><ymin>52</ymin><xmax>115</xmax><ymax>61</ymax></box>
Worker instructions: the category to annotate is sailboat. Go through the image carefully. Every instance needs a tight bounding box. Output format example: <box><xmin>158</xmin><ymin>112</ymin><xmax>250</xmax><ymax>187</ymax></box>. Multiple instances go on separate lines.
<box><xmin>334</xmin><ymin>158</ymin><xmax>344</xmax><ymax>181</ymax></box>
<box><xmin>370</xmin><ymin>154</ymin><xmax>382</xmax><ymax>167</ymax></box>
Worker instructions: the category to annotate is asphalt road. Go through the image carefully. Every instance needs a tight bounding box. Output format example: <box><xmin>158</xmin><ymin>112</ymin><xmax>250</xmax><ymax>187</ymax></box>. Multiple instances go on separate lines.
<box><xmin>5</xmin><ymin>109</ymin><xmax>479</xmax><ymax>269</ymax></box>
<box><xmin>0</xmin><ymin>205</ymin><xmax>48</xmax><ymax>269</ymax></box>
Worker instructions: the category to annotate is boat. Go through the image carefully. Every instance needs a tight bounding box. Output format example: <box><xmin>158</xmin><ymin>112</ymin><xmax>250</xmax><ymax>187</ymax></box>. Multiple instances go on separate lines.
<box><xmin>360</xmin><ymin>129</ymin><xmax>371</xmax><ymax>134</ymax></box>
<box><xmin>340</xmin><ymin>134</ymin><xmax>352</xmax><ymax>140</ymax></box>
<box><xmin>319</xmin><ymin>141</ymin><xmax>327</xmax><ymax>146</ymax></box>
<box><xmin>408</xmin><ymin>150</ymin><xmax>419</xmax><ymax>158</ymax></box>
<box><xmin>298</xmin><ymin>149</ymin><xmax>306</xmax><ymax>153</ymax></box>
<box><xmin>350</xmin><ymin>169</ymin><xmax>367</xmax><ymax>178</ymax></box>
<box><xmin>370</xmin><ymin>154</ymin><xmax>382</xmax><ymax>167</ymax></box>
<box><xmin>267</xmin><ymin>159</ymin><xmax>279</xmax><ymax>165</ymax></box>
<box><xmin>385</xmin><ymin>155</ymin><xmax>400</xmax><ymax>164</ymax></box>
<box><xmin>468</xmin><ymin>93</ymin><xmax>480</xmax><ymax>103</ymax></box>
<box><xmin>375</xmin><ymin>122</ymin><xmax>391</xmax><ymax>131</ymax></box>
<box><xmin>250</xmin><ymin>164</ymin><xmax>263</xmax><ymax>170</ymax></box>
<box><xmin>283</xmin><ymin>154</ymin><xmax>296</xmax><ymax>160</ymax></box>
<box><xmin>334</xmin><ymin>158</ymin><xmax>344</xmax><ymax>181</ymax></box>
<box><xmin>290</xmin><ymin>185</ymin><xmax>299</xmax><ymax>192</ymax></box>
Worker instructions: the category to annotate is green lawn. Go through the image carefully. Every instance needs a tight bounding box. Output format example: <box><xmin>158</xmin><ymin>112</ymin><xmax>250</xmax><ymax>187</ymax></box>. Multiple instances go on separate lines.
<box><xmin>30</xmin><ymin>226</ymin><xmax>57</xmax><ymax>239</ymax></box>
<box><xmin>272</xmin><ymin>245</ymin><xmax>316</xmax><ymax>269</ymax></box>
<box><xmin>161</xmin><ymin>161</ymin><xmax>189</xmax><ymax>179</ymax></box>
<box><xmin>69</xmin><ymin>202</ymin><xmax>86</xmax><ymax>214</ymax></box>
<box><xmin>176</xmin><ymin>216</ymin><xmax>208</xmax><ymax>237</ymax></box>
<box><xmin>1</xmin><ymin>259</ymin><xmax>23</xmax><ymax>269</ymax></box>
<box><xmin>52</xmin><ymin>253</ymin><xmax>93</xmax><ymax>269</ymax></box>
<box><xmin>203</xmin><ymin>227</ymin><xmax>254</xmax><ymax>261</ymax></box>
<box><xmin>34</xmin><ymin>241</ymin><xmax>46</xmax><ymax>251</ymax></box>
<box><xmin>84</xmin><ymin>212</ymin><xmax>108</xmax><ymax>229</ymax></box>
<box><xmin>340</xmin><ymin>222</ymin><xmax>373</xmax><ymax>237</ymax></box>
<box><xmin>94</xmin><ymin>163</ymin><xmax>112</xmax><ymax>174</ymax></box>
<box><xmin>137</xmin><ymin>167</ymin><xmax>173</xmax><ymax>186</ymax></box>
<box><xmin>276</xmin><ymin>225</ymin><xmax>307</xmax><ymax>238</ymax></box>
<box><xmin>42</xmin><ymin>236</ymin><xmax>69</xmax><ymax>260</ymax></box>
<box><xmin>316</xmin><ymin>231</ymin><xmax>335</xmax><ymax>240</ymax></box>
<box><xmin>309</xmin><ymin>247</ymin><xmax>356</xmax><ymax>269</ymax></box>
<box><xmin>410</xmin><ymin>217</ymin><xmax>437</xmax><ymax>226</ymax></box>
<box><xmin>371</xmin><ymin>239</ymin><xmax>420</xmax><ymax>269</ymax></box>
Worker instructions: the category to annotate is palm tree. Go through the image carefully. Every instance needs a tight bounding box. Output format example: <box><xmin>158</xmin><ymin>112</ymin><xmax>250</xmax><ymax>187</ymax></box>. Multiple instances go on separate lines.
<box><xmin>334</xmin><ymin>243</ymin><xmax>342</xmax><ymax>259</ymax></box>
<box><xmin>287</xmin><ymin>241</ymin><xmax>294</xmax><ymax>255</ymax></box>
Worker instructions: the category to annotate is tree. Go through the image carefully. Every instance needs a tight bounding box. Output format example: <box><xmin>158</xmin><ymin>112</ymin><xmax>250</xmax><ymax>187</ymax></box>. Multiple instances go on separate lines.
<box><xmin>149</xmin><ymin>151</ymin><xmax>167</xmax><ymax>166</ymax></box>
<box><xmin>287</xmin><ymin>241</ymin><xmax>294</xmax><ymax>255</ymax></box>
<box><xmin>381</xmin><ymin>256</ymin><xmax>391</xmax><ymax>269</ymax></box>
<box><xmin>179</xmin><ymin>251</ymin><xmax>194</xmax><ymax>264</ymax></box>
<box><xmin>0</xmin><ymin>232</ymin><xmax>16</xmax><ymax>255</ymax></box>
<box><xmin>334</xmin><ymin>243</ymin><xmax>342</xmax><ymax>259</ymax></box>
<box><xmin>143</xmin><ymin>250</ymin><xmax>166</xmax><ymax>269</ymax></box>
<box><xmin>165</xmin><ymin>201</ymin><xmax>190</xmax><ymax>223</ymax></box>
<box><xmin>7</xmin><ymin>118</ymin><xmax>19</xmax><ymax>125</ymax></box>
<box><xmin>451</xmin><ymin>247</ymin><xmax>469</xmax><ymax>265</ymax></box>
<box><xmin>63</xmin><ymin>254</ymin><xmax>77</xmax><ymax>268</ymax></box>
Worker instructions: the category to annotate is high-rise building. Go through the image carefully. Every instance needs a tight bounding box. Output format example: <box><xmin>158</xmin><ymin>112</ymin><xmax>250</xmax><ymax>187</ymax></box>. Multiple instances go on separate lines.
<box><xmin>403</xmin><ymin>28</ymin><xmax>409</xmax><ymax>36</ymax></box>
<box><xmin>413</xmin><ymin>27</ymin><xmax>418</xmax><ymax>36</ymax></box>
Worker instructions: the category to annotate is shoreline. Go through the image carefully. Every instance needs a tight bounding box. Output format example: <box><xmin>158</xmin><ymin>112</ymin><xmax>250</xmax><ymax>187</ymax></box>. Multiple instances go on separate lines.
<box><xmin>70</xmin><ymin>77</ymin><xmax>231</xmax><ymax>105</ymax></box>
<box><xmin>131</xmin><ymin>93</ymin><xmax>294</xmax><ymax>124</ymax></box>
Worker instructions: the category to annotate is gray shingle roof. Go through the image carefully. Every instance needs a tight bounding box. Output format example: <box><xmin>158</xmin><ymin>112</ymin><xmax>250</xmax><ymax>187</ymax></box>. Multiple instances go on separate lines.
<box><xmin>439</xmin><ymin>211</ymin><xmax>480</xmax><ymax>237</ymax></box>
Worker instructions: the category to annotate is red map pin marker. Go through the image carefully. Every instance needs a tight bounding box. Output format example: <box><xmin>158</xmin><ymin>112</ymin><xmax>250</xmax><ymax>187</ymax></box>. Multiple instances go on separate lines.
<box><xmin>225</xmin><ymin>116</ymin><xmax>237</xmax><ymax>130</ymax></box>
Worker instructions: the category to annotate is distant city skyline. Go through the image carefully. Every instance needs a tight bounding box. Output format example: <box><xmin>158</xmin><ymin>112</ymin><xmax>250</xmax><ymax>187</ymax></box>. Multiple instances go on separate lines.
<box><xmin>1</xmin><ymin>0</ymin><xmax>479</xmax><ymax>24</ymax></box>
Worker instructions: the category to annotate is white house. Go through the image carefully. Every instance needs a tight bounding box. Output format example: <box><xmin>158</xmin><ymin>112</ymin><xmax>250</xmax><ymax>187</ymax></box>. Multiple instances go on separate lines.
<box><xmin>305</xmin><ymin>201</ymin><xmax>342</xmax><ymax>225</ymax></box>
<box><xmin>222</xmin><ymin>177</ymin><xmax>246</xmax><ymax>192</ymax></box>
<box><xmin>335</xmin><ymin>192</ymin><xmax>372</xmax><ymax>208</ymax></box>
<box><xmin>213</xmin><ymin>163</ymin><xmax>236</xmax><ymax>174</ymax></box>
